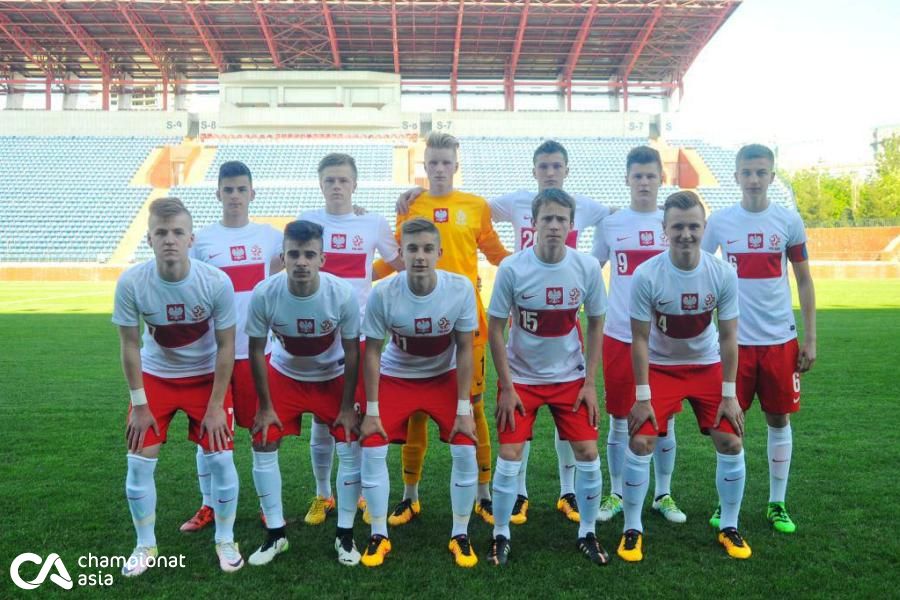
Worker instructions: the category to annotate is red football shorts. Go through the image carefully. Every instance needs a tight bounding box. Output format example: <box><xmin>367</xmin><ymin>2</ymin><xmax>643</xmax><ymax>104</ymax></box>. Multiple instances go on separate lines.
<box><xmin>602</xmin><ymin>335</ymin><xmax>635</xmax><ymax>418</ymax></box>
<box><xmin>737</xmin><ymin>339</ymin><xmax>801</xmax><ymax>415</ymax></box>
<box><xmin>133</xmin><ymin>372</ymin><xmax>234</xmax><ymax>451</ymax></box>
<box><xmin>231</xmin><ymin>358</ymin><xmax>259</xmax><ymax>429</ymax></box>
<box><xmin>635</xmin><ymin>363</ymin><xmax>736</xmax><ymax>437</ymax></box>
<box><xmin>497</xmin><ymin>379</ymin><xmax>598</xmax><ymax>444</ymax></box>
<box><xmin>255</xmin><ymin>365</ymin><xmax>356</xmax><ymax>444</ymax></box>
<box><xmin>361</xmin><ymin>370</ymin><xmax>474</xmax><ymax>447</ymax></box>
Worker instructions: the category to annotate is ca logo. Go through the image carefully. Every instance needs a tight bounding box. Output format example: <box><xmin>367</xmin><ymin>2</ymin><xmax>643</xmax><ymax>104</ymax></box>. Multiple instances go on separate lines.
<box><xmin>10</xmin><ymin>552</ymin><xmax>74</xmax><ymax>590</ymax></box>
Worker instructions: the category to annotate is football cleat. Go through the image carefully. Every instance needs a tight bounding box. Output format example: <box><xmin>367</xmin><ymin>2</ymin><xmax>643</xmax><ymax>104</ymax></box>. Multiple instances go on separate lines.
<box><xmin>510</xmin><ymin>495</ymin><xmax>529</xmax><ymax>525</ymax></box>
<box><xmin>474</xmin><ymin>498</ymin><xmax>495</xmax><ymax>525</ymax></box>
<box><xmin>121</xmin><ymin>545</ymin><xmax>158</xmax><ymax>578</ymax></box>
<box><xmin>335</xmin><ymin>530</ymin><xmax>361</xmax><ymax>566</ymax></box>
<box><xmin>597</xmin><ymin>494</ymin><xmax>623</xmax><ymax>522</ymax></box>
<box><xmin>358</xmin><ymin>496</ymin><xmax>371</xmax><ymax>525</ymax></box>
<box><xmin>360</xmin><ymin>535</ymin><xmax>392</xmax><ymax>567</ymax></box>
<box><xmin>556</xmin><ymin>493</ymin><xmax>580</xmax><ymax>523</ymax></box>
<box><xmin>617</xmin><ymin>529</ymin><xmax>643</xmax><ymax>562</ymax></box>
<box><xmin>652</xmin><ymin>494</ymin><xmax>687</xmax><ymax>524</ymax></box>
<box><xmin>304</xmin><ymin>496</ymin><xmax>335</xmax><ymax>525</ymax></box>
<box><xmin>449</xmin><ymin>534</ymin><xmax>478</xmax><ymax>568</ymax></box>
<box><xmin>486</xmin><ymin>535</ymin><xmax>510</xmax><ymax>566</ymax></box>
<box><xmin>709</xmin><ymin>505</ymin><xmax>721</xmax><ymax>529</ymax></box>
<box><xmin>387</xmin><ymin>498</ymin><xmax>421</xmax><ymax>526</ymax></box>
<box><xmin>577</xmin><ymin>533</ymin><xmax>610</xmax><ymax>566</ymax></box>
<box><xmin>215</xmin><ymin>541</ymin><xmax>245</xmax><ymax>573</ymax></box>
<box><xmin>248</xmin><ymin>534</ymin><xmax>289</xmax><ymax>566</ymax></box>
<box><xmin>718</xmin><ymin>527</ymin><xmax>752</xmax><ymax>559</ymax></box>
<box><xmin>767</xmin><ymin>502</ymin><xmax>797</xmax><ymax>534</ymax></box>
<box><xmin>180</xmin><ymin>505</ymin><xmax>214</xmax><ymax>532</ymax></box>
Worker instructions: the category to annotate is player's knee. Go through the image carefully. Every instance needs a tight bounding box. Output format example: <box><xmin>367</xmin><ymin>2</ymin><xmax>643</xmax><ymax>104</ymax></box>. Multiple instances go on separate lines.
<box><xmin>336</xmin><ymin>441</ymin><xmax>361</xmax><ymax>471</ymax></box>
<box><xmin>765</xmin><ymin>412</ymin><xmax>790</xmax><ymax>428</ymax></box>
<box><xmin>570</xmin><ymin>441</ymin><xmax>598</xmax><ymax>462</ymax></box>
<box><xmin>629</xmin><ymin>435</ymin><xmax>655</xmax><ymax>456</ymax></box>
<box><xmin>498</xmin><ymin>443</ymin><xmax>524</xmax><ymax>461</ymax></box>
<box><xmin>252</xmin><ymin>440</ymin><xmax>280</xmax><ymax>453</ymax></box>
<box><xmin>713</xmin><ymin>433</ymin><xmax>743</xmax><ymax>455</ymax></box>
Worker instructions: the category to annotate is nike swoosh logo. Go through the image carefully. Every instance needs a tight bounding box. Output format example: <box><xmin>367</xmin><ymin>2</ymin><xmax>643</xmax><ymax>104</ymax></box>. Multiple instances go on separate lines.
<box><xmin>480</xmin><ymin>467</ymin><xmax>491</xmax><ymax>472</ymax></box>
<box><xmin>617</xmin><ymin>236</ymin><xmax>630</xmax><ymax>241</ymax></box>
<box><xmin>403</xmin><ymin>470</ymin><xmax>417</xmax><ymax>475</ymax></box>
<box><xmin>564</xmin><ymin>464</ymin><xmax>575</xmax><ymax>470</ymax></box>
<box><xmin>726</xmin><ymin>240</ymin><xmax>740</xmax><ymax>245</ymax></box>
<box><xmin>361</xmin><ymin>484</ymin><xmax>378</xmax><ymax>489</ymax></box>
<box><xmin>454</xmin><ymin>482</ymin><xmax>476</xmax><ymax>487</ymax></box>
<box><xmin>658</xmin><ymin>300</ymin><xmax>672</xmax><ymax>306</ymax></box>
<box><xmin>127</xmin><ymin>495</ymin><xmax>146</xmax><ymax>500</ymax></box>
<box><xmin>274</xmin><ymin>322</ymin><xmax>288</xmax><ymax>327</ymax></box>
<box><xmin>344</xmin><ymin>479</ymin><xmax>361</xmax><ymax>486</ymax></box>
<box><xmin>521</xmin><ymin>293</ymin><xmax>538</xmax><ymax>300</ymax></box>
<box><xmin>625</xmin><ymin>480</ymin><xmax>648</xmax><ymax>487</ymax></box>
<box><xmin>661</xmin><ymin>447</ymin><xmax>673</xmax><ymax>453</ymax></box>
<box><xmin>723</xmin><ymin>476</ymin><xmax>744</xmax><ymax>482</ymax></box>
<box><xmin>258</xmin><ymin>493</ymin><xmax>271</xmax><ymax>499</ymax></box>
<box><xmin>208</xmin><ymin>252</ymin><xmax>224</xmax><ymax>259</ymax></box>
<box><xmin>772</xmin><ymin>459</ymin><xmax>789</xmax><ymax>463</ymax></box>
<box><xmin>607</xmin><ymin>442</ymin><xmax>619</xmax><ymax>447</ymax></box>
<box><xmin>218</xmin><ymin>497</ymin><xmax>235</xmax><ymax>504</ymax></box>
<box><xmin>228</xmin><ymin>559</ymin><xmax>244</xmax><ymax>568</ymax></box>
<box><xmin>587</xmin><ymin>493</ymin><xmax>601</xmax><ymax>500</ymax></box>
<box><xmin>141</xmin><ymin>312</ymin><xmax>159</xmax><ymax>317</ymax></box>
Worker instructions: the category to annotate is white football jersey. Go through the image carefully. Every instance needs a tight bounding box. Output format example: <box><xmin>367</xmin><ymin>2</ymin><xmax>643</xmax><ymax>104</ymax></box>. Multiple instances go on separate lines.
<box><xmin>489</xmin><ymin>190</ymin><xmax>610</xmax><ymax>252</ymax></box>
<box><xmin>246</xmin><ymin>272</ymin><xmax>360</xmax><ymax>382</ymax></box>
<box><xmin>191</xmin><ymin>221</ymin><xmax>282</xmax><ymax>359</ymax></box>
<box><xmin>112</xmin><ymin>260</ymin><xmax>236</xmax><ymax>378</ymax></box>
<box><xmin>488</xmin><ymin>247</ymin><xmax>607</xmax><ymax>385</ymax></box>
<box><xmin>592</xmin><ymin>208</ymin><xmax>667</xmax><ymax>343</ymax></box>
<box><xmin>298</xmin><ymin>209</ymin><xmax>399</xmax><ymax>319</ymax></box>
<box><xmin>702</xmin><ymin>203</ymin><xmax>808</xmax><ymax>345</ymax></box>
<box><xmin>630</xmin><ymin>251</ymin><xmax>739</xmax><ymax>366</ymax></box>
<box><xmin>362</xmin><ymin>270</ymin><xmax>477</xmax><ymax>379</ymax></box>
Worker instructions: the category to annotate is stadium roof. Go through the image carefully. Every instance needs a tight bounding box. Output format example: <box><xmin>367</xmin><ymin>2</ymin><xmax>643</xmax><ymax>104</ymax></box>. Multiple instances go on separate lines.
<box><xmin>0</xmin><ymin>0</ymin><xmax>740</xmax><ymax>106</ymax></box>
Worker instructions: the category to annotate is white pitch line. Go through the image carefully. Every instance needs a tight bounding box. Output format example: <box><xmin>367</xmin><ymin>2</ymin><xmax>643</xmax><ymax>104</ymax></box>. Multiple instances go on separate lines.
<box><xmin>0</xmin><ymin>291</ymin><xmax>111</xmax><ymax>308</ymax></box>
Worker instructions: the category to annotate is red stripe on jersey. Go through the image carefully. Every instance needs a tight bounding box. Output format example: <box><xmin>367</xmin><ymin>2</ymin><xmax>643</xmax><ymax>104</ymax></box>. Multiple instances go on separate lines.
<box><xmin>515</xmin><ymin>306</ymin><xmax>579</xmax><ymax>337</ymax></box>
<box><xmin>278</xmin><ymin>330</ymin><xmax>337</xmax><ymax>357</ymax></box>
<box><xmin>654</xmin><ymin>310</ymin><xmax>712</xmax><ymax>339</ymax></box>
<box><xmin>392</xmin><ymin>331</ymin><xmax>453</xmax><ymax>357</ymax></box>
<box><xmin>729</xmin><ymin>252</ymin><xmax>782</xmax><ymax>279</ymax></box>
<box><xmin>148</xmin><ymin>319</ymin><xmax>210</xmax><ymax>348</ymax></box>
<box><xmin>787</xmin><ymin>243</ymin><xmax>808</xmax><ymax>263</ymax></box>
<box><xmin>614</xmin><ymin>249</ymin><xmax>664</xmax><ymax>276</ymax></box>
<box><xmin>221</xmin><ymin>263</ymin><xmax>266</xmax><ymax>292</ymax></box>
<box><xmin>323</xmin><ymin>252</ymin><xmax>367</xmax><ymax>278</ymax></box>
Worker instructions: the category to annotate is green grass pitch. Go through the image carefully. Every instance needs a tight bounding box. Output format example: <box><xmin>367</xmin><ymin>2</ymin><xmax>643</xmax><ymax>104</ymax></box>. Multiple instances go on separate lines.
<box><xmin>1</xmin><ymin>279</ymin><xmax>898</xmax><ymax>598</ymax></box>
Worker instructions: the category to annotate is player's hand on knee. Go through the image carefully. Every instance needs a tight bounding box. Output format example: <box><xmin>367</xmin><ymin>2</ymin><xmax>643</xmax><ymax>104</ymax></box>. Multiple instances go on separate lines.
<box><xmin>252</xmin><ymin>407</ymin><xmax>283</xmax><ymax>446</ymax></box>
<box><xmin>450</xmin><ymin>414</ymin><xmax>478</xmax><ymax>444</ymax></box>
<box><xmin>200</xmin><ymin>407</ymin><xmax>232</xmax><ymax>452</ymax></box>
<box><xmin>396</xmin><ymin>187</ymin><xmax>424</xmax><ymax>214</ymax></box>
<box><xmin>573</xmin><ymin>385</ymin><xmax>599</xmax><ymax>430</ymax></box>
<box><xmin>334</xmin><ymin>407</ymin><xmax>360</xmax><ymax>443</ymax></box>
<box><xmin>715</xmin><ymin>397</ymin><xmax>744</xmax><ymax>437</ymax></box>
<box><xmin>628</xmin><ymin>402</ymin><xmax>656</xmax><ymax>438</ymax></box>
<box><xmin>496</xmin><ymin>386</ymin><xmax>522</xmax><ymax>433</ymax></box>
<box><xmin>360</xmin><ymin>415</ymin><xmax>387</xmax><ymax>442</ymax></box>
<box><xmin>126</xmin><ymin>405</ymin><xmax>159</xmax><ymax>454</ymax></box>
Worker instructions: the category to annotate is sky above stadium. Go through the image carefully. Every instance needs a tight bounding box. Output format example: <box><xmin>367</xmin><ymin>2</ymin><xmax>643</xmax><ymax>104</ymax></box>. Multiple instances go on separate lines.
<box><xmin>676</xmin><ymin>0</ymin><xmax>900</xmax><ymax>170</ymax></box>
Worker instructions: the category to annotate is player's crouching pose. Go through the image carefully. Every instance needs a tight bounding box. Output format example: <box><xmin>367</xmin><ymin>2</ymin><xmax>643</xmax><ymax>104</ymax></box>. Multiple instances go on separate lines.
<box><xmin>113</xmin><ymin>198</ymin><xmax>243</xmax><ymax>576</ymax></box>
<box><xmin>245</xmin><ymin>220</ymin><xmax>363</xmax><ymax>566</ymax></box>
<box><xmin>487</xmin><ymin>189</ymin><xmax>610</xmax><ymax>566</ymax></box>
<box><xmin>621</xmin><ymin>191</ymin><xmax>750</xmax><ymax>562</ymax></box>
<box><xmin>358</xmin><ymin>218</ymin><xmax>480</xmax><ymax>568</ymax></box>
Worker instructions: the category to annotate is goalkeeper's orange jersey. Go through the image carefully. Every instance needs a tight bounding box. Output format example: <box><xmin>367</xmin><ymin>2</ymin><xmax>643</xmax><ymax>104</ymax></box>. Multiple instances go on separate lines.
<box><xmin>378</xmin><ymin>189</ymin><xmax>511</xmax><ymax>346</ymax></box>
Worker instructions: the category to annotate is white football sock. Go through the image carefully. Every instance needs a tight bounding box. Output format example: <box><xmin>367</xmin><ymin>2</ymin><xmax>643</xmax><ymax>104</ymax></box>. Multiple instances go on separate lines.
<box><xmin>335</xmin><ymin>441</ymin><xmax>361</xmax><ymax>530</ymax></box>
<box><xmin>205</xmin><ymin>450</ymin><xmax>239</xmax><ymax>544</ymax></box>
<box><xmin>361</xmin><ymin>445</ymin><xmax>389</xmax><ymax>538</ymax></box>
<box><xmin>516</xmin><ymin>441</ymin><xmax>531</xmax><ymax>498</ymax></box>
<box><xmin>449</xmin><ymin>444</ymin><xmax>477</xmax><ymax>537</ymax></box>
<box><xmin>126</xmin><ymin>454</ymin><xmax>158</xmax><ymax>548</ymax></box>
<box><xmin>767</xmin><ymin>424</ymin><xmax>793</xmax><ymax>503</ymax></box>
<box><xmin>653</xmin><ymin>417</ymin><xmax>677</xmax><ymax>499</ymax></box>
<box><xmin>575</xmin><ymin>458</ymin><xmax>602</xmax><ymax>538</ymax></box>
<box><xmin>491</xmin><ymin>457</ymin><xmax>520</xmax><ymax>540</ymax></box>
<box><xmin>310</xmin><ymin>420</ymin><xmax>335</xmax><ymax>499</ymax></box>
<box><xmin>716</xmin><ymin>450</ymin><xmax>746</xmax><ymax>531</ymax></box>
<box><xmin>555</xmin><ymin>428</ymin><xmax>576</xmax><ymax>496</ymax></box>
<box><xmin>251</xmin><ymin>450</ymin><xmax>284</xmax><ymax>529</ymax></box>
<box><xmin>607</xmin><ymin>417</ymin><xmax>628</xmax><ymax>498</ymax></box>
<box><xmin>195</xmin><ymin>445</ymin><xmax>212</xmax><ymax>507</ymax></box>
<box><xmin>623</xmin><ymin>448</ymin><xmax>652</xmax><ymax>533</ymax></box>
<box><xmin>403</xmin><ymin>482</ymin><xmax>419</xmax><ymax>503</ymax></box>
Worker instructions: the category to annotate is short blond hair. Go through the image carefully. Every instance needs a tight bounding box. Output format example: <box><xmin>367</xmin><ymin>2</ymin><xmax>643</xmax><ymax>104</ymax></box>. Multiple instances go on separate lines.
<box><xmin>148</xmin><ymin>197</ymin><xmax>192</xmax><ymax>227</ymax></box>
<box><xmin>425</xmin><ymin>131</ymin><xmax>459</xmax><ymax>152</ymax></box>
<box><xmin>401</xmin><ymin>217</ymin><xmax>441</xmax><ymax>245</ymax></box>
